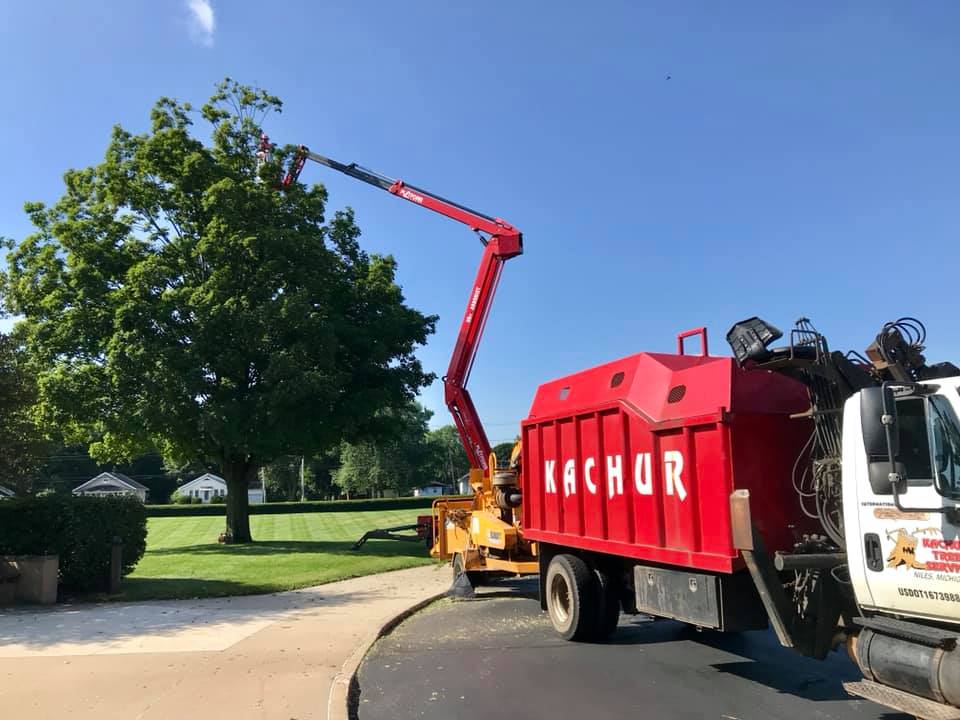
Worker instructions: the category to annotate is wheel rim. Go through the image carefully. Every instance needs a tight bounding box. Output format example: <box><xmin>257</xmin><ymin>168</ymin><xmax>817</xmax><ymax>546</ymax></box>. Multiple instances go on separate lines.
<box><xmin>549</xmin><ymin>572</ymin><xmax>572</xmax><ymax>626</ymax></box>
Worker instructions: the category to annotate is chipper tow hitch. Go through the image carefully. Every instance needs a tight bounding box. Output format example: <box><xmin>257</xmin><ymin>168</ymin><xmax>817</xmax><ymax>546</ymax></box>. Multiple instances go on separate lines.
<box><xmin>350</xmin><ymin>516</ymin><xmax>433</xmax><ymax>551</ymax></box>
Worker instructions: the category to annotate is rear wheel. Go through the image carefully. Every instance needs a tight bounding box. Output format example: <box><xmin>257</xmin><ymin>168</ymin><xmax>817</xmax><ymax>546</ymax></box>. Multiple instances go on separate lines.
<box><xmin>546</xmin><ymin>554</ymin><xmax>598</xmax><ymax>641</ymax></box>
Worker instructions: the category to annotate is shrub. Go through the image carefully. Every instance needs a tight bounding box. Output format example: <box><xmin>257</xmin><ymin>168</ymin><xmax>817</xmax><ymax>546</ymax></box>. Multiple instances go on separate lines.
<box><xmin>0</xmin><ymin>495</ymin><xmax>147</xmax><ymax>593</ymax></box>
<box><xmin>190</xmin><ymin>496</ymin><xmax>202</xmax><ymax>504</ymax></box>
<box><xmin>65</xmin><ymin>496</ymin><xmax>147</xmax><ymax>590</ymax></box>
<box><xmin>209</xmin><ymin>494</ymin><xmax>226</xmax><ymax>504</ymax></box>
<box><xmin>0</xmin><ymin>494</ymin><xmax>72</xmax><ymax>556</ymax></box>
<box><xmin>171</xmin><ymin>492</ymin><xmax>192</xmax><ymax>505</ymax></box>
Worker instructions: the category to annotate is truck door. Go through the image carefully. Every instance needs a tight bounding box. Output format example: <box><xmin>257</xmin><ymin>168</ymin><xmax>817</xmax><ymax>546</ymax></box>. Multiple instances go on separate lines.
<box><xmin>845</xmin><ymin>381</ymin><xmax>960</xmax><ymax>623</ymax></box>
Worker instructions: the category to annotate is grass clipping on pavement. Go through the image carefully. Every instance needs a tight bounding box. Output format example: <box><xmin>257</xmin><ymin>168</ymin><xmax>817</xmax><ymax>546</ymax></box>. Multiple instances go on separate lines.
<box><xmin>120</xmin><ymin>509</ymin><xmax>434</xmax><ymax>601</ymax></box>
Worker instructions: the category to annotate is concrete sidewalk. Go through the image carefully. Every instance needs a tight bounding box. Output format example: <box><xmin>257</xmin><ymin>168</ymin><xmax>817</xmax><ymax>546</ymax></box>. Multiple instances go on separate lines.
<box><xmin>0</xmin><ymin>564</ymin><xmax>447</xmax><ymax>720</ymax></box>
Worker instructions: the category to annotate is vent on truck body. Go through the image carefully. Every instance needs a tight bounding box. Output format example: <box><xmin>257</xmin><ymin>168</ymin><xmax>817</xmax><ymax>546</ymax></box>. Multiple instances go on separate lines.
<box><xmin>667</xmin><ymin>384</ymin><xmax>687</xmax><ymax>404</ymax></box>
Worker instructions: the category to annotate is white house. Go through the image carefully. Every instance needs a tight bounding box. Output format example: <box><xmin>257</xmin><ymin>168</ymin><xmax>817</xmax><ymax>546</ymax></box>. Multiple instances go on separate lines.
<box><xmin>0</xmin><ymin>484</ymin><xmax>14</xmax><ymax>500</ymax></box>
<box><xmin>177</xmin><ymin>473</ymin><xmax>226</xmax><ymax>503</ymax></box>
<box><xmin>73</xmin><ymin>472</ymin><xmax>148</xmax><ymax>502</ymax></box>
<box><xmin>413</xmin><ymin>482</ymin><xmax>452</xmax><ymax>498</ymax></box>
<box><xmin>177</xmin><ymin>473</ymin><xmax>265</xmax><ymax>504</ymax></box>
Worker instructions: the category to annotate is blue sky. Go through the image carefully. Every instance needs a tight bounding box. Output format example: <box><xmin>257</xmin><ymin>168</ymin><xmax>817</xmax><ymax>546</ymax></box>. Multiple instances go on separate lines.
<box><xmin>2</xmin><ymin>2</ymin><xmax>959</xmax><ymax>443</ymax></box>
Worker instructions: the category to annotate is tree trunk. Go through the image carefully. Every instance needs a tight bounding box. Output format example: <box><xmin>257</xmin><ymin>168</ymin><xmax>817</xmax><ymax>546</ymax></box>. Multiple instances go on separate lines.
<box><xmin>222</xmin><ymin>459</ymin><xmax>257</xmax><ymax>543</ymax></box>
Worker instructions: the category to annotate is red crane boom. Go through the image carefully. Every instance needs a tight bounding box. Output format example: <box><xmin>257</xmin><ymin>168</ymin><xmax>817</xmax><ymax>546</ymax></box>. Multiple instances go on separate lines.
<box><xmin>260</xmin><ymin>137</ymin><xmax>523</xmax><ymax>471</ymax></box>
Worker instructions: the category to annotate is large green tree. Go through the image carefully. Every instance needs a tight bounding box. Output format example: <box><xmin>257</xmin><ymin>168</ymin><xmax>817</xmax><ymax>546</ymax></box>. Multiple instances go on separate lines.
<box><xmin>492</xmin><ymin>441</ymin><xmax>516</xmax><ymax>469</ymax></box>
<box><xmin>334</xmin><ymin>402</ymin><xmax>433</xmax><ymax>497</ymax></box>
<box><xmin>0</xmin><ymin>332</ymin><xmax>45</xmax><ymax>494</ymax></box>
<box><xmin>260</xmin><ymin>450</ymin><xmax>339</xmax><ymax>501</ymax></box>
<box><xmin>423</xmin><ymin>424</ymin><xmax>471</xmax><ymax>486</ymax></box>
<box><xmin>3</xmin><ymin>80</ymin><xmax>436</xmax><ymax>541</ymax></box>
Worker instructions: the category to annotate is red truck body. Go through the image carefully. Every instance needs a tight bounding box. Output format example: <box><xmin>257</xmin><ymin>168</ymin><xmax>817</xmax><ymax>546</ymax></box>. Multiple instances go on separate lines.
<box><xmin>520</xmin><ymin>346</ymin><xmax>813</xmax><ymax>573</ymax></box>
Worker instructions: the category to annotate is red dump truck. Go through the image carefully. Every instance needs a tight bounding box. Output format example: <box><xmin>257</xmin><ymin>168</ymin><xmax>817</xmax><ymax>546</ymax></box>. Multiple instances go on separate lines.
<box><xmin>521</xmin><ymin>328</ymin><xmax>811</xmax><ymax>627</ymax></box>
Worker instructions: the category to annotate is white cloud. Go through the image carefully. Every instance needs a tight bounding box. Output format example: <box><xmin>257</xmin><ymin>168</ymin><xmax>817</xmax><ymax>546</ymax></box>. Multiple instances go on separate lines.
<box><xmin>186</xmin><ymin>0</ymin><xmax>215</xmax><ymax>47</ymax></box>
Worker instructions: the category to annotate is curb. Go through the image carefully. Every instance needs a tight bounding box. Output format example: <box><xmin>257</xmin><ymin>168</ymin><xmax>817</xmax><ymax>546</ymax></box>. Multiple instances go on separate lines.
<box><xmin>326</xmin><ymin>591</ymin><xmax>446</xmax><ymax>720</ymax></box>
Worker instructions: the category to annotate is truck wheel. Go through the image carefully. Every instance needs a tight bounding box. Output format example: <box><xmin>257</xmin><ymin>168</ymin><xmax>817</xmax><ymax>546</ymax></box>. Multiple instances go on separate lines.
<box><xmin>593</xmin><ymin>568</ymin><xmax>621</xmax><ymax>640</ymax></box>
<box><xmin>546</xmin><ymin>554</ymin><xmax>598</xmax><ymax>641</ymax></box>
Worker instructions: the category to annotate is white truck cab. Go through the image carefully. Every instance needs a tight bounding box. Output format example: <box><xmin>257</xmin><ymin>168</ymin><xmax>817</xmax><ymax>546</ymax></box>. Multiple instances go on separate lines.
<box><xmin>844</xmin><ymin>377</ymin><xmax>960</xmax><ymax>624</ymax></box>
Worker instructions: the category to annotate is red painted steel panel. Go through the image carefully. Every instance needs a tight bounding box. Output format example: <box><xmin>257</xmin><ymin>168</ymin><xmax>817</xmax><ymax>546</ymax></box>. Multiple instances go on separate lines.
<box><xmin>693</xmin><ymin>425</ymin><xmax>735</xmax><ymax>559</ymax></box>
<box><xmin>559</xmin><ymin>420</ymin><xmax>581</xmax><ymax>536</ymax></box>
<box><xmin>602</xmin><ymin>410</ymin><xmax>631</xmax><ymax>544</ymax></box>
<box><xmin>522</xmin><ymin>422</ymin><xmax>542</xmax><ymax>532</ymax></box>
<box><xmin>658</xmin><ymin>430</ymin><xmax>693</xmax><ymax>552</ymax></box>
<box><xmin>578</xmin><ymin>414</ymin><xmax>604</xmax><ymax>540</ymax></box>
<box><xmin>628</xmin><ymin>412</ymin><xmax>662</xmax><ymax>548</ymax></box>
<box><xmin>539</xmin><ymin>423</ymin><xmax>560</xmax><ymax>534</ymax></box>
<box><xmin>520</xmin><ymin>350</ymin><xmax>812</xmax><ymax>574</ymax></box>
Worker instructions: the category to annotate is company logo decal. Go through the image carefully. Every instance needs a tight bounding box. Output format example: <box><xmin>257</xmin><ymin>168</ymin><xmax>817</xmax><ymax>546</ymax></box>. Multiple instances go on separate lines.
<box><xmin>886</xmin><ymin>527</ymin><xmax>959</xmax><ymax>572</ymax></box>
<box><xmin>398</xmin><ymin>188</ymin><xmax>424</xmax><ymax>204</ymax></box>
<box><xmin>544</xmin><ymin>451</ymin><xmax>687</xmax><ymax>502</ymax></box>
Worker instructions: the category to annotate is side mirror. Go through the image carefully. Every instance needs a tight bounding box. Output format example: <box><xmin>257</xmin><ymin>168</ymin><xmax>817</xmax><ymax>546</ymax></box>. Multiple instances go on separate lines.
<box><xmin>860</xmin><ymin>386</ymin><xmax>898</xmax><ymax>459</ymax></box>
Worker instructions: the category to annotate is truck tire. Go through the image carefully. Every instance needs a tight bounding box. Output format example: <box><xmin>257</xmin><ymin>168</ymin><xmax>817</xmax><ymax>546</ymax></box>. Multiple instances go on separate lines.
<box><xmin>546</xmin><ymin>554</ymin><xmax>598</xmax><ymax>641</ymax></box>
<box><xmin>593</xmin><ymin>568</ymin><xmax>621</xmax><ymax>640</ymax></box>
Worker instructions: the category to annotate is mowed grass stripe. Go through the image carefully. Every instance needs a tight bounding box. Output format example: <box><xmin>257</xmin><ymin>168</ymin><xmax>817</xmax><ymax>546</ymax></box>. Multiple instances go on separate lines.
<box><xmin>121</xmin><ymin>509</ymin><xmax>435</xmax><ymax>601</ymax></box>
<box><xmin>149</xmin><ymin>514</ymin><xmax>213</xmax><ymax>549</ymax></box>
<box><xmin>290</xmin><ymin>512</ymin><xmax>310</xmax><ymax>543</ymax></box>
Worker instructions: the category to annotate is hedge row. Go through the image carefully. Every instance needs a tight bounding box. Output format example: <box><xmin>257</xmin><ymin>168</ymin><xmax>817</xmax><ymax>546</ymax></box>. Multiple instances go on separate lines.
<box><xmin>0</xmin><ymin>495</ymin><xmax>147</xmax><ymax>593</ymax></box>
<box><xmin>146</xmin><ymin>495</ymin><xmax>438</xmax><ymax>517</ymax></box>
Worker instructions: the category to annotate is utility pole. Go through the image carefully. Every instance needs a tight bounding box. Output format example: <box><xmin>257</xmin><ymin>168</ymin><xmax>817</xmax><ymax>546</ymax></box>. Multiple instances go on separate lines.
<box><xmin>300</xmin><ymin>455</ymin><xmax>305</xmax><ymax>502</ymax></box>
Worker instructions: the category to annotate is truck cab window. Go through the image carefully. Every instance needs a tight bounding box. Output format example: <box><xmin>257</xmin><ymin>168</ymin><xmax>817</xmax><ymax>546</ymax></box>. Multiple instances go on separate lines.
<box><xmin>930</xmin><ymin>395</ymin><xmax>960</xmax><ymax>497</ymax></box>
<box><xmin>896</xmin><ymin>397</ymin><xmax>933</xmax><ymax>482</ymax></box>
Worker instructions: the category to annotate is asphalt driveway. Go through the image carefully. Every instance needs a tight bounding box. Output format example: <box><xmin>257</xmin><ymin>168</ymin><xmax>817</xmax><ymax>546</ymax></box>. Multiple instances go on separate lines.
<box><xmin>357</xmin><ymin>579</ymin><xmax>909</xmax><ymax>720</ymax></box>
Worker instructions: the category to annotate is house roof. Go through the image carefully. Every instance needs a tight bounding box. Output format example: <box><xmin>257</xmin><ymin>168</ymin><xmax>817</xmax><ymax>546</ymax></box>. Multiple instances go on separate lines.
<box><xmin>73</xmin><ymin>471</ymin><xmax>148</xmax><ymax>494</ymax></box>
<box><xmin>178</xmin><ymin>473</ymin><xmax>227</xmax><ymax>493</ymax></box>
<box><xmin>0</xmin><ymin>484</ymin><xmax>14</xmax><ymax>498</ymax></box>
<box><xmin>76</xmin><ymin>482</ymin><xmax>132</xmax><ymax>494</ymax></box>
<box><xmin>417</xmin><ymin>481</ymin><xmax>452</xmax><ymax>489</ymax></box>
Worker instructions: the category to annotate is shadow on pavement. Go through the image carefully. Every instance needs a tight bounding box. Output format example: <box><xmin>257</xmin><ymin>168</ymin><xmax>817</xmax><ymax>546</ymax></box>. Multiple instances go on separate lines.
<box><xmin>441</xmin><ymin>584</ymin><xmax>911</xmax><ymax>716</ymax></box>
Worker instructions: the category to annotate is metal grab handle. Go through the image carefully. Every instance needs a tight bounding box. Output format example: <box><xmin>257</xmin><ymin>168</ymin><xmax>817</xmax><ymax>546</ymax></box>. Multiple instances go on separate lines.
<box><xmin>677</xmin><ymin>327</ymin><xmax>709</xmax><ymax>357</ymax></box>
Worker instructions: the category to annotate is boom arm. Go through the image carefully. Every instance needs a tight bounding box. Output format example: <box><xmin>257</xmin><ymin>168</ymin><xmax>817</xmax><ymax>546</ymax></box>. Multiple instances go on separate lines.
<box><xmin>264</xmin><ymin>139</ymin><xmax>523</xmax><ymax>470</ymax></box>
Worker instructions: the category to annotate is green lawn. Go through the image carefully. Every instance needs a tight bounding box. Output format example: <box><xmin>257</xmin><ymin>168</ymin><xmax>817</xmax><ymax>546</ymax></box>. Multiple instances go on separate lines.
<box><xmin>119</xmin><ymin>509</ymin><xmax>434</xmax><ymax>601</ymax></box>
